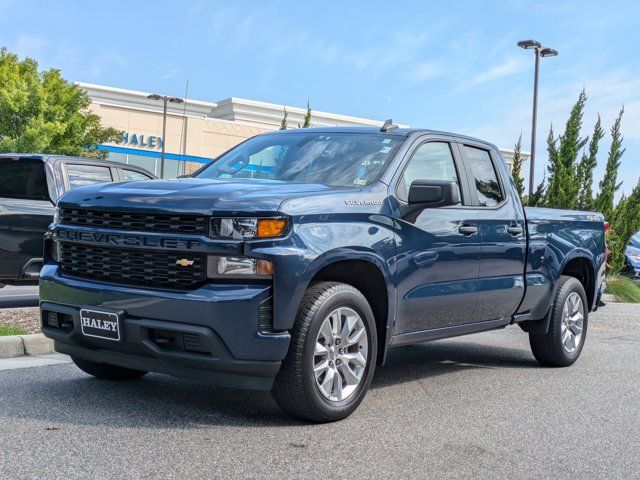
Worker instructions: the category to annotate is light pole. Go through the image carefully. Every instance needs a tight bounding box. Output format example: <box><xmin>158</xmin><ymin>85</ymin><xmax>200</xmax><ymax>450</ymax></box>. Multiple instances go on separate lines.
<box><xmin>147</xmin><ymin>94</ymin><xmax>184</xmax><ymax>178</ymax></box>
<box><xmin>517</xmin><ymin>40</ymin><xmax>558</xmax><ymax>198</ymax></box>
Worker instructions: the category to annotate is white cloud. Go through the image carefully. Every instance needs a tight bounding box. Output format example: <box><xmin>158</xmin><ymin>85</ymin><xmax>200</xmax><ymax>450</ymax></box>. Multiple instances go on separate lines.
<box><xmin>455</xmin><ymin>57</ymin><xmax>527</xmax><ymax>92</ymax></box>
<box><xmin>406</xmin><ymin>61</ymin><xmax>446</xmax><ymax>85</ymax></box>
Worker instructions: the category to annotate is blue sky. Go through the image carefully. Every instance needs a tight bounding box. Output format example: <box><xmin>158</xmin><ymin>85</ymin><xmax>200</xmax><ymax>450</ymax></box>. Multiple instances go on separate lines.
<box><xmin>1</xmin><ymin>0</ymin><xmax>639</xmax><ymax>197</ymax></box>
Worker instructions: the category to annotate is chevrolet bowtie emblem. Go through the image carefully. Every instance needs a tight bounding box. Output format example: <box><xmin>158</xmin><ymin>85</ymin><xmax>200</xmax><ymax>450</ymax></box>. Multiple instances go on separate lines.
<box><xmin>175</xmin><ymin>258</ymin><xmax>195</xmax><ymax>267</ymax></box>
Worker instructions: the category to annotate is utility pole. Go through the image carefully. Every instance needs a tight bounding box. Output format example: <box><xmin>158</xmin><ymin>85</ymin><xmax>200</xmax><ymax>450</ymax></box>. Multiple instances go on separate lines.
<box><xmin>517</xmin><ymin>40</ymin><xmax>558</xmax><ymax>198</ymax></box>
<box><xmin>147</xmin><ymin>94</ymin><xmax>184</xmax><ymax>178</ymax></box>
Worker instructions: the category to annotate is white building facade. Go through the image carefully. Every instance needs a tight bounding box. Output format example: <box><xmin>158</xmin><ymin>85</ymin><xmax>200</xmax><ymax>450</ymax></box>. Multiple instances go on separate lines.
<box><xmin>80</xmin><ymin>82</ymin><xmax>526</xmax><ymax>178</ymax></box>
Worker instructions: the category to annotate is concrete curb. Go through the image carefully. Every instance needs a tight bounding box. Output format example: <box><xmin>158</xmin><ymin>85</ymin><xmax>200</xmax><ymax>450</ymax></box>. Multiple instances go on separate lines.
<box><xmin>0</xmin><ymin>334</ymin><xmax>53</xmax><ymax>359</ymax></box>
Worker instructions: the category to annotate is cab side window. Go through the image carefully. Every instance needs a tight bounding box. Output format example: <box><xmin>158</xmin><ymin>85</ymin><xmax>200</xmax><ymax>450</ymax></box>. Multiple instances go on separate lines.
<box><xmin>122</xmin><ymin>169</ymin><xmax>152</xmax><ymax>181</ymax></box>
<box><xmin>66</xmin><ymin>164</ymin><xmax>113</xmax><ymax>190</ymax></box>
<box><xmin>463</xmin><ymin>146</ymin><xmax>503</xmax><ymax>207</ymax></box>
<box><xmin>398</xmin><ymin>142</ymin><xmax>460</xmax><ymax>202</ymax></box>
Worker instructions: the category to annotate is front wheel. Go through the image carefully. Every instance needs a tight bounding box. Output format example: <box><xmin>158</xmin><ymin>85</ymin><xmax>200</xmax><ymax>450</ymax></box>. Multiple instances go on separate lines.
<box><xmin>272</xmin><ymin>282</ymin><xmax>377</xmax><ymax>422</ymax></box>
<box><xmin>529</xmin><ymin>275</ymin><xmax>588</xmax><ymax>367</ymax></box>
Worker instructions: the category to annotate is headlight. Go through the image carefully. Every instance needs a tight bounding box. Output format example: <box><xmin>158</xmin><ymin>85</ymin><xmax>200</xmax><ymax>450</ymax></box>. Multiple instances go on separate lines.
<box><xmin>629</xmin><ymin>255</ymin><xmax>640</xmax><ymax>264</ymax></box>
<box><xmin>210</xmin><ymin>217</ymin><xmax>287</xmax><ymax>240</ymax></box>
<box><xmin>207</xmin><ymin>256</ymin><xmax>273</xmax><ymax>279</ymax></box>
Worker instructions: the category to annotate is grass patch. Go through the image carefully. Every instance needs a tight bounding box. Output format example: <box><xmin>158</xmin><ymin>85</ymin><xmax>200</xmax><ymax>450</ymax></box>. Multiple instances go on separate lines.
<box><xmin>605</xmin><ymin>274</ymin><xmax>640</xmax><ymax>303</ymax></box>
<box><xmin>0</xmin><ymin>324</ymin><xmax>27</xmax><ymax>336</ymax></box>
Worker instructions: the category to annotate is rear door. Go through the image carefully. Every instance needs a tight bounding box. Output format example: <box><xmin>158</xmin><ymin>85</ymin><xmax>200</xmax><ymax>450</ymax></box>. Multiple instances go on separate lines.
<box><xmin>392</xmin><ymin>136</ymin><xmax>482</xmax><ymax>334</ymax></box>
<box><xmin>457</xmin><ymin>143</ymin><xmax>527</xmax><ymax>320</ymax></box>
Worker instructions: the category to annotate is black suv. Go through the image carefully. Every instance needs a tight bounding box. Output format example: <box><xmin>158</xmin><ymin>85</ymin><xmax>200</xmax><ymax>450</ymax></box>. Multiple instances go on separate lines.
<box><xmin>0</xmin><ymin>154</ymin><xmax>155</xmax><ymax>286</ymax></box>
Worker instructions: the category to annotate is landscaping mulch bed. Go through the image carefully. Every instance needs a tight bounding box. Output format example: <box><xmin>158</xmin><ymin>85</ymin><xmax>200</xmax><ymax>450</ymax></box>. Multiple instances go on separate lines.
<box><xmin>0</xmin><ymin>307</ymin><xmax>41</xmax><ymax>334</ymax></box>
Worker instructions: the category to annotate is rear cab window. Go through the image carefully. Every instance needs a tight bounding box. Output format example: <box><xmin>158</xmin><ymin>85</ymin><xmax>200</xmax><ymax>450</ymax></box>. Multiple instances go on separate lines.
<box><xmin>463</xmin><ymin>146</ymin><xmax>503</xmax><ymax>207</ymax></box>
<box><xmin>65</xmin><ymin>163</ymin><xmax>113</xmax><ymax>190</ymax></box>
<box><xmin>0</xmin><ymin>158</ymin><xmax>50</xmax><ymax>200</ymax></box>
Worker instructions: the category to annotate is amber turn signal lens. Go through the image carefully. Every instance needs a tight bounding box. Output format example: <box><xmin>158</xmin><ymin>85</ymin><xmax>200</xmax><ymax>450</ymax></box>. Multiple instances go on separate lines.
<box><xmin>257</xmin><ymin>259</ymin><xmax>274</xmax><ymax>276</ymax></box>
<box><xmin>257</xmin><ymin>218</ymin><xmax>287</xmax><ymax>238</ymax></box>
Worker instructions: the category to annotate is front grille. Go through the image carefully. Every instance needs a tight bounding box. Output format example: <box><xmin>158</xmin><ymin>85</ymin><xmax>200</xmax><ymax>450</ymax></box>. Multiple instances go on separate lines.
<box><xmin>60</xmin><ymin>243</ymin><xmax>207</xmax><ymax>290</ymax></box>
<box><xmin>60</xmin><ymin>208</ymin><xmax>209</xmax><ymax>235</ymax></box>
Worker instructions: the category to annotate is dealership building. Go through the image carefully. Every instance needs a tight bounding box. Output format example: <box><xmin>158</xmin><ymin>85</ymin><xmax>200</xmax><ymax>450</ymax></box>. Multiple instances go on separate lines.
<box><xmin>80</xmin><ymin>82</ymin><xmax>525</xmax><ymax>178</ymax></box>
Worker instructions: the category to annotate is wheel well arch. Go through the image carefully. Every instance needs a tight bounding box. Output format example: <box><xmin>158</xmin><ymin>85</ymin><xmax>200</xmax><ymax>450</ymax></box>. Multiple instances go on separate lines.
<box><xmin>310</xmin><ymin>259</ymin><xmax>390</xmax><ymax>364</ymax></box>
<box><xmin>561</xmin><ymin>256</ymin><xmax>595</xmax><ymax>308</ymax></box>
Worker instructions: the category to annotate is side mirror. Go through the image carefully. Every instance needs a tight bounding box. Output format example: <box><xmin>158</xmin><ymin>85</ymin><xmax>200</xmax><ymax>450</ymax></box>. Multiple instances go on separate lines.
<box><xmin>408</xmin><ymin>180</ymin><xmax>460</xmax><ymax>207</ymax></box>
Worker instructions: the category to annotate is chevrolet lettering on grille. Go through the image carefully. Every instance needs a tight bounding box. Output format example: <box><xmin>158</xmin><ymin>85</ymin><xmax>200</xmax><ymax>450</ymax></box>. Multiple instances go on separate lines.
<box><xmin>55</xmin><ymin>228</ymin><xmax>199</xmax><ymax>250</ymax></box>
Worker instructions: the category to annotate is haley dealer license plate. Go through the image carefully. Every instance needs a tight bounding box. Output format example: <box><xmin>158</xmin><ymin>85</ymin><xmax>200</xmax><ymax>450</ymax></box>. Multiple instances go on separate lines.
<box><xmin>79</xmin><ymin>307</ymin><xmax>122</xmax><ymax>341</ymax></box>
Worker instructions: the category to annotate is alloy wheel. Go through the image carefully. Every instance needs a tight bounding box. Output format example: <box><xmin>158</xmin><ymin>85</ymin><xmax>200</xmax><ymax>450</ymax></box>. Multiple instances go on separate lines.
<box><xmin>313</xmin><ymin>307</ymin><xmax>368</xmax><ymax>402</ymax></box>
<box><xmin>561</xmin><ymin>292</ymin><xmax>584</xmax><ymax>354</ymax></box>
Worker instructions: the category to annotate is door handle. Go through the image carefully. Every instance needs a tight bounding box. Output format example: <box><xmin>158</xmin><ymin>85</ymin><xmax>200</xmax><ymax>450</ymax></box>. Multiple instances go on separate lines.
<box><xmin>507</xmin><ymin>225</ymin><xmax>523</xmax><ymax>236</ymax></box>
<box><xmin>458</xmin><ymin>224</ymin><xmax>478</xmax><ymax>235</ymax></box>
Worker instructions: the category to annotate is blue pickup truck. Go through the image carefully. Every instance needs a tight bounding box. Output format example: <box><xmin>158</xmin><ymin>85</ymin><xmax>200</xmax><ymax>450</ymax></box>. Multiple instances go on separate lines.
<box><xmin>40</xmin><ymin>126</ymin><xmax>606</xmax><ymax>422</ymax></box>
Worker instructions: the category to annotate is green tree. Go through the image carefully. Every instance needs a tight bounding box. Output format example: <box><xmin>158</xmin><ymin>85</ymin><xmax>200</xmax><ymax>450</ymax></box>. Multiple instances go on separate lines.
<box><xmin>576</xmin><ymin>115</ymin><xmax>605</xmax><ymax>210</ymax></box>
<box><xmin>528</xmin><ymin>176</ymin><xmax>546</xmax><ymax>207</ymax></box>
<box><xmin>545</xmin><ymin>90</ymin><xmax>588</xmax><ymax>209</ymax></box>
<box><xmin>0</xmin><ymin>47</ymin><xmax>120</xmax><ymax>158</ymax></box>
<box><xmin>511</xmin><ymin>134</ymin><xmax>525</xmax><ymax>199</ymax></box>
<box><xmin>280</xmin><ymin>107</ymin><xmax>288</xmax><ymax>130</ymax></box>
<box><xmin>594</xmin><ymin>106</ymin><xmax>625</xmax><ymax>220</ymax></box>
<box><xmin>540</xmin><ymin>126</ymin><xmax>557</xmax><ymax>205</ymax></box>
<box><xmin>607</xmin><ymin>180</ymin><xmax>640</xmax><ymax>272</ymax></box>
<box><xmin>298</xmin><ymin>99</ymin><xmax>312</xmax><ymax>128</ymax></box>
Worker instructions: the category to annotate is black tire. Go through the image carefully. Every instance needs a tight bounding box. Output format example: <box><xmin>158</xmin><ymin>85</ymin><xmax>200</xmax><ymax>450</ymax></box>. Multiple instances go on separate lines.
<box><xmin>72</xmin><ymin>357</ymin><xmax>148</xmax><ymax>380</ymax></box>
<box><xmin>529</xmin><ymin>275</ymin><xmax>588</xmax><ymax>367</ymax></box>
<box><xmin>272</xmin><ymin>282</ymin><xmax>378</xmax><ymax>422</ymax></box>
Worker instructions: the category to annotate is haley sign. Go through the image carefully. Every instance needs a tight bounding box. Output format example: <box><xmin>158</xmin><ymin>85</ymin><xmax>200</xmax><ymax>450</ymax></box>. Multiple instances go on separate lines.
<box><xmin>120</xmin><ymin>132</ymin><xmax>163</xmax><ymax>149</ymax></box>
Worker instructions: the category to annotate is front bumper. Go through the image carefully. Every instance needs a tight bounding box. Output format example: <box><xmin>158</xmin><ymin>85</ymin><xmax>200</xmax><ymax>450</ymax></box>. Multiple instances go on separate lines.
<box><xmin>40</xmin><ymin>264</ymin><xmax>290</xmax><ymax>390</ymax></box>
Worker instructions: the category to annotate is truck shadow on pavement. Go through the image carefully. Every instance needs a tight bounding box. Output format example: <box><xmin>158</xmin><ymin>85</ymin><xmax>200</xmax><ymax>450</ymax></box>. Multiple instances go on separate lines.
<box><xmin>1</xmin><ymin>340</ymin><xmax>539</xmax><ymax>429</ymax></box>
<box><xmin>372</xmin><ymin>339</ymin><xmax>538</xmax><ymax>389</ymax></box>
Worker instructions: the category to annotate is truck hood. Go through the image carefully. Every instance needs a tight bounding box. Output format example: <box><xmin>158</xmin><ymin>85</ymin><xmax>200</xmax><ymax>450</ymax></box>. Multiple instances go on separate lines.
<box><xmin>57</xmin><ymin>178</ymin><xmax>348</xmax><ymax>215</ymax></box>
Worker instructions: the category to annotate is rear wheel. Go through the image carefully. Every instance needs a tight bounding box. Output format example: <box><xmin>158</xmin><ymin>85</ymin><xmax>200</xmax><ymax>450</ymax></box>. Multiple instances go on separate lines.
<box><xmin>272</xmin><ymin>282</ymin><xmax>377</xmax><ymax>422</ymax></box>
<box><xmin>529</xmin><ymin>275</ymin><xmax>588</xmax><ymax>367</ymax></box>
<box><xmin>72</xmin><ymin>357</ymin><xmax>148</xmax><ymax>380</ymax></box>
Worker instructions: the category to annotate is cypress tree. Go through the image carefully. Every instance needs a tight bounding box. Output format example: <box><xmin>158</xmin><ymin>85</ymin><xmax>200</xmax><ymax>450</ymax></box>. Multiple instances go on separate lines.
<box><xmin>542</xmin><ymin>126</ymin><xmax>558</xmax><ymax>206</ymax></box>
<box><xmin>280</xmin><ymin>107</ymin><xmax>288</xmax><ymax>130</ymax></box>
<box><xmin>576</xmin><ymin>115</ymin><xmax>605</xmax><ymax>210</ymax></box>
<box><xmin>528</xmin><ymin>177</ymin><xmax>546</xmax><ymax>207</ymax></box>
<box><xmin>511</xmin><ymin>134</ymin><xmax>525</xmax><ymax>199</ymax></box>
<box><xmin>546</xmin><ymin>90</ymin><xmax>588</xmax><ymax>208</ymax></box>
<box><xmin>594</xmin><ymin>106</ymin><xmax>625</xmax><ymax>220</ymax></box>
<box><xmin>302</xmin><ymin>100</ymin><xmax>312</xmax><ymax>128</ymax></box>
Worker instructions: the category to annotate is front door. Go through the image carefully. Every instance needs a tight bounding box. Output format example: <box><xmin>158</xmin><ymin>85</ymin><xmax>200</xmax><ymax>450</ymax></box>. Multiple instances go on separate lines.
<box><xmin>392</xmin><ymin>139</ymin><xmax>482</xmax><ymax>334</ymax></box>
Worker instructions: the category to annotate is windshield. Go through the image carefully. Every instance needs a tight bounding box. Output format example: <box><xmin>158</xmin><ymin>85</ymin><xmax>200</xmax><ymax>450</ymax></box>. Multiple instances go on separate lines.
<box><xmin>196</xmin><ymin>132</ymin><xmax>404</xmax><ymax>187</ymax></box>
<box><xmin>630</xmin><ymin>233</ymin><xmax>640</xmax><ymax>249</ymax></box>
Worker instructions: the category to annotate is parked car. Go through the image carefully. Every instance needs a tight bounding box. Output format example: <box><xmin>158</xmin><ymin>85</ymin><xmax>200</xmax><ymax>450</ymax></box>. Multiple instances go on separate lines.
<box><xmin>0</xmin><ymin>154</ymin><xmax>155</xmax><ymax>286</ymax></box>
<box><xmin>624</xmin><ymin>232</ymin><xmax>640</xmax><ymax>281</ymax></box>
<box><xmin>40</xmin><ymin>126</ymin><xmax>606</xmax><ymax>422</ymax></box>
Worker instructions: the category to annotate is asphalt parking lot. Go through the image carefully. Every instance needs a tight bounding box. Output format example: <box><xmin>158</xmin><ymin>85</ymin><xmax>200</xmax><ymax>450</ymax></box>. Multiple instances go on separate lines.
<box><xmin>1</xmin><ymin>303</ymin><xmax>638</xmax><ymax>479</ymax></box>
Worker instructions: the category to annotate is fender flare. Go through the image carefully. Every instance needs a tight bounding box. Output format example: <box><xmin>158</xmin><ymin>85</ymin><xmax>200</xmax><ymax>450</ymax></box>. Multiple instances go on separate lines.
<box><xmin>287</xmin><ymin>248</ymin><xmax>396</xmax><ymax>362</ymax></box>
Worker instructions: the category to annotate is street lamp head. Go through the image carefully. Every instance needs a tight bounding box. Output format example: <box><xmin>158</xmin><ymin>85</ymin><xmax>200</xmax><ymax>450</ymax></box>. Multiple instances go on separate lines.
<box><xmin>540</xmin><ymin>48</ymin><xmax>559</xmax><ymax>57</ymax></box>
<box><xmin>517</xmin><ymin>39</ymin><xmax>542</xmax><ymax>49</ymax></box>
<box><xmin>169</xmin><ymin>97</ymin><xmax>184</xmax><ymax>104</ymax></box>
<box><xmin>147</xmin><ymin>94</ymin><xmax>162</xmax><ymax>101</ymax></box>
